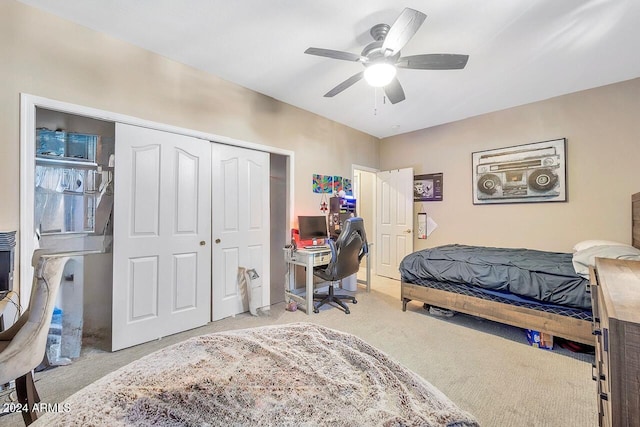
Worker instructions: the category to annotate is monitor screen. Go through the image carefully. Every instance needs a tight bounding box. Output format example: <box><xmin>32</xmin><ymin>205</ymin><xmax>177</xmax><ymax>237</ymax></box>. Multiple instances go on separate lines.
<box><xmin>298</xmin><ymin>215</ymin><xmax>328</xmax><ymax>240</ymax></box>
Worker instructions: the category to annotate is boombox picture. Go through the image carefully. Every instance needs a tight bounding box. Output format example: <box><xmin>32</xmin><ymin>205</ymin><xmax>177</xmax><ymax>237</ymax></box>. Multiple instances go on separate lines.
<box><xmin>472</xmin><ymin>138</ymin><xmax>567</xmax><ymax>204</ymax></box>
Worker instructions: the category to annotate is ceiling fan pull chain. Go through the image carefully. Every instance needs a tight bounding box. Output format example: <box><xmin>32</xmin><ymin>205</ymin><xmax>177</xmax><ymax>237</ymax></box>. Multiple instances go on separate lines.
<box><xmin>373</xmin><ymin>87</ymin><xmax>378</xmax><ymax>116</ymax></box>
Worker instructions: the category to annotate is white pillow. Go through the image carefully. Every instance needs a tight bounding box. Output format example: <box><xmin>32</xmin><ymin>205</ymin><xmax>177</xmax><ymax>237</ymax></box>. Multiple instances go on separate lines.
<box><xmin>572</xmin><ymin>239</ymin><xmax>631</xmax><ymax>252</ymax></box>
<box><xmin>572</xmin><ymin>244</ymin><xmax>640</xmax><ymax>278</ymax></box>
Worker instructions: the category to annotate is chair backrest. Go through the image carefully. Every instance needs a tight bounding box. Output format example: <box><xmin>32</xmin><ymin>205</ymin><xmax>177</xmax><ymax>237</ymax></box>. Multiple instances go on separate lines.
<box><xmin>322</xmin><ymin>217</ymin><xmax>368</xmax><ymax>281</ymax></box>
<box><xmin>0</xmin><ymin>252</ymin><xmax>69</xmax><ymax>384</ymax></box>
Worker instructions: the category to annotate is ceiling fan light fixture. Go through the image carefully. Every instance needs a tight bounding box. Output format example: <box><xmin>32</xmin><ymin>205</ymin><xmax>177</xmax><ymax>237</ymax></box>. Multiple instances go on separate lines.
<box><xmin>304</xmin><ymin>8</ymin><xmax>467</xmax><ymax>103</ymax></box>
<box><xmin>364</xmin><ymin>62</ymin><xmax>396</xmax><ymax>87</ymax></box>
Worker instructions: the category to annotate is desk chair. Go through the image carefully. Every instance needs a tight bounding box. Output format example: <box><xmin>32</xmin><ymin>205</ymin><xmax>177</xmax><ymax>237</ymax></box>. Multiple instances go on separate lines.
<box><xmin>0</xmin><ymin>251</ymin><xmax>70</xmax><ymax>425</ymax></box>
<box><xmin>313</xmin><ymin>217</ymin><xmax>368</xmax><ymax>314</ymax></box>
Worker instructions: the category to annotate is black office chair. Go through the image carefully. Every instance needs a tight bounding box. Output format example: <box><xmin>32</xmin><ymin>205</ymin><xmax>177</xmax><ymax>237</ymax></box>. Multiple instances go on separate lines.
<box><xmin>313</xmin><ymin>217</ymin><xmax>368</xmax><ymax>314</ymax></box>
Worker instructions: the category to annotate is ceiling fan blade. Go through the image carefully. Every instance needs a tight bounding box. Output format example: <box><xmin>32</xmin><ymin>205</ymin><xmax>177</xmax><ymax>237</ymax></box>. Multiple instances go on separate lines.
<box><xmin>324</xmin><ymin>71</ymin><xmax>364</xmax><ymax>97</ymax></box>
<box><xmin>305</xmin><ymin>47</ymin><xmax>363</xmax><ymax>62</ymax></box>
<box><xmin>397</xmin><ymin>54</ymin><xmax>469</xmax><ymax>70</ymax></box>
<box><xmin>384</xmin><ymin>77</ymin><xmax>405</xmax><ymax>104</ymax></box>
<box><xmin>381</xmin><ymin>8</ymin><xmax>427</xmax><ymax>55</ymax></box>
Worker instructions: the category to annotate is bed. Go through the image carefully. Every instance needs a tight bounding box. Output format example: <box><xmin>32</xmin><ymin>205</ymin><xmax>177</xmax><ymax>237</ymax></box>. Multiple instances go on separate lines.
<box><xmin>35</xmin><ymin>323</ymin><xmax>478</xmax><ymax>426</ymax></box>
<box><xmin>400</xmin><ymin>192</ymin><xmax>640</xmax><ymax>346</ymax></box>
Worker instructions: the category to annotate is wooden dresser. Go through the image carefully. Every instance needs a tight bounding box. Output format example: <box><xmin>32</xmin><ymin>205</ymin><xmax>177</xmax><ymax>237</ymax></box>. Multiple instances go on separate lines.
<box><xmin>590</xmin><ymin>258</ymin><xmax>640</xmax><ymax>427</ymax></box>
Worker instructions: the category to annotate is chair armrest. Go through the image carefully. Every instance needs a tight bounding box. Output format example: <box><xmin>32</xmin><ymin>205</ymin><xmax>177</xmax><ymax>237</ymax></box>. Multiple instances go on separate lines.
<box><xmin>328</xmin><ymin>239</ymin><xmax>337</xmax><ymax>261</ymax></box>
<box><xmin>0</xmin><ymin>311</ymin><xmax>29</xmax><ymax>341</ymax></box>
<box><xmin>358</xmin><ymin>241</ymin><xmax>369</xmax><ymax>261</ymax></box>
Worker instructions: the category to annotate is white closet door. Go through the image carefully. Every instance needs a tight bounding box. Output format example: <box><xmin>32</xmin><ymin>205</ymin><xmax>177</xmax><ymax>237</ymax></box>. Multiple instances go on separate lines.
<box><xmin>376</xmin><ymin>168</ymin><xmax>414</xmax><ymax>280</ymax></box>
<box><xmin>211</xmin><ymin>144</ymin><xmax>270</xmax><ymax>321</ymax></box>
<box><xmin>112</xmin><ymin>124</ymin><xmax>211</xmax><ymax>351</ymax></box>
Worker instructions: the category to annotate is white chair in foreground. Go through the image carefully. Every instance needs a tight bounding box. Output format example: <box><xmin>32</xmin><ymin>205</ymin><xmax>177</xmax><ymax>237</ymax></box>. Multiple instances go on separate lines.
<box><xmin>0</xmin><ymin>251</ymin><xmax>70</xmax><ymax>425</ymax></box>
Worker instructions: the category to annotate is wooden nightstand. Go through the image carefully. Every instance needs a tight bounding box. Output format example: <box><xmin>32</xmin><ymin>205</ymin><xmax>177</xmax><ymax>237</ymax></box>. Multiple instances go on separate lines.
<box><xmin>590</xmin><ymin>258</ymin><xmax>640</xmax><ymax>427</ymax></box>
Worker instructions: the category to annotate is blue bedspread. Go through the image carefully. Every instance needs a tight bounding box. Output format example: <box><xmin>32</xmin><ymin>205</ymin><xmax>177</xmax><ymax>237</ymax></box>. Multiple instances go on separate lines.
<box><xmin>399</xmin><ymin>244</ymin><xmax>591</xmax><ymax>310</ymax></box>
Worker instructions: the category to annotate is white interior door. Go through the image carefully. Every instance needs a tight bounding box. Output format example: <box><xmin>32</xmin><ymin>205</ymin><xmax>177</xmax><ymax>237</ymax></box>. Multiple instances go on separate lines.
<box><xmin>376</xmin><ymin>168</ymin><xmax>414</xmax><ymax>280</ymax></box>
<box><xmin>113</xmin><ymin>124</ymin><xmax>211</xmax><ymax>351</ymax></box>
<box><xmin>211</xmin><ymin>144</ymin><xmax>270</xmax><ymax>321</ymax></box>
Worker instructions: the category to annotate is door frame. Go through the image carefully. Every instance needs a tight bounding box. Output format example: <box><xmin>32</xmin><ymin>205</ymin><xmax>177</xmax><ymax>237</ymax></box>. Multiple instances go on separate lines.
<box><xmin>351</xmin><ymin>164</ymin><xmax>378</xmax><ymax>276</ymax></box>
<box><xmin>19</xmin><ymin>93</ymin><xmax>294</xmax><ymax>308</ymax></box>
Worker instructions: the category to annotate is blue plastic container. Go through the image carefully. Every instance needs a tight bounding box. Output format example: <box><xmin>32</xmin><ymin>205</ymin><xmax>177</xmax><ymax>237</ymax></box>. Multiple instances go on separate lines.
<box><xmin>46</xmin><ymin>307</ymin><xmax>63</xmax><ymax>363</ymax></box>
<box><xmin>36</xmin><ymin>128</ymin><xmax>66</xmax><ymax>157</ymax></box>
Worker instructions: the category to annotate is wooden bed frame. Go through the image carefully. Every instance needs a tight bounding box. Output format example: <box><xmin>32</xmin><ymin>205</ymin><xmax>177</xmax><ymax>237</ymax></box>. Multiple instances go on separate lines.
<box><xmin>401</xmin><ymin>193</ymin><xmax>640</xmax><ymax>345</ymax></box>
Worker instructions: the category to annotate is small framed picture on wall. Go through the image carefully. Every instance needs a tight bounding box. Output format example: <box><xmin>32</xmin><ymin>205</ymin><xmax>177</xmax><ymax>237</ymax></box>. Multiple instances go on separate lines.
<box><xmin>414</xmin><ymin>173</ymin><xmax>443</xmax><ymax>202</ymax></box>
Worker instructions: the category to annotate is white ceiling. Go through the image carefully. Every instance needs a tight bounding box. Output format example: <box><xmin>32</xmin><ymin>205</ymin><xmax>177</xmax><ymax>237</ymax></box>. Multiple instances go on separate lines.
<box><xmin>17</xmin><ymin>0</ymin><xmax>640</xmax><ymax>138</ymax></box>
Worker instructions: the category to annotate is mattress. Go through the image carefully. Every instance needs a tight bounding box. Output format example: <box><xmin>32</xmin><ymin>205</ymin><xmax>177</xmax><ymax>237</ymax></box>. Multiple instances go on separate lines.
<box><xmin>400</xmin><ymin>244</ymin><xmax>591</xmax><ymax>310</ymax></box>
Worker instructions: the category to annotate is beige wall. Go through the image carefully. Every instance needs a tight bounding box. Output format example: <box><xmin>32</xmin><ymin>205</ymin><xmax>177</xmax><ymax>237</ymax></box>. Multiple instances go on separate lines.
<box><xmin>381</xmin><ymin>78</ymin><xmax>640</xmax><ymax>252</ymax></box>
<box><xmin>0</xmin><ymin>1</ymin><xmax>379</xmax><ymax>286</ymax></box>
<box><xmin>4</xmin><ymin>0</ymin><xmax>639</xmax><ymax>275</ymax></box>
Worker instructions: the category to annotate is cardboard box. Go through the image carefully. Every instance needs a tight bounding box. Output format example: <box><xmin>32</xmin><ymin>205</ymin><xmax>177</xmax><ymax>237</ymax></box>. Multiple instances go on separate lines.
<box><xmin>526</xmin><ymin>330</ymin><xmax>554</xmax><ymax>350</ymax></box>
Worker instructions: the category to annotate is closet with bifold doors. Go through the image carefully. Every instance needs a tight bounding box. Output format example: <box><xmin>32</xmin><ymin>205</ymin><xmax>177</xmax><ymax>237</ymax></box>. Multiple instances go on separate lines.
<box><xmin>23</xmin><ymin>98</ymin><xmax>277</xmax><ymax>354</ymax></box>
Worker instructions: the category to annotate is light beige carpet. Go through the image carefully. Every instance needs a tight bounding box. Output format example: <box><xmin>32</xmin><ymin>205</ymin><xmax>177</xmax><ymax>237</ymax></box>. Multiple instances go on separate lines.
<box><xmin>33</xmin><ymin>323</ymin><xmax>478</xmax><ymax>427</ymax></box>
<box><xmin>2</xmin><ymin>276</ymin><xmax>596</xmax><ymax>426</ymax></box>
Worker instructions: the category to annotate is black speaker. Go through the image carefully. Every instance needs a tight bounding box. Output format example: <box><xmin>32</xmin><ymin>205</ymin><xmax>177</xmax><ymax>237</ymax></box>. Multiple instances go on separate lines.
<box><xmin>0</xmin><ymin>250</ymin><xmax>14</xmax><ymax>292</ymax></box>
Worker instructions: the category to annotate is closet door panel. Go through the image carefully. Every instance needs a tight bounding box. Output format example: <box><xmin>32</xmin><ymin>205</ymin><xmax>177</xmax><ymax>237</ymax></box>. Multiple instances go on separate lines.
<box><xmin>173</xmin><ymin>253</ymin><xmax>198</xmax><ymax>312</ymax></box>
<box><xmin>175</xmin><ymin>149</ymin><xmax>199</xmax><ymax>234</ymax></box>
<box><xmin>113</xmin><ymin>123</ymin><xmax>211</xmax><ymax>351</ymax></box>
<box><xmin>131</xmin><ymin>146</ymin><xmax>160</xmax><ymax>236</ymax></box>
<box><xmin>129</xmin><ymin>256</ymin><xmax>158</xmax><ymax>320</ymax></box>
<box><xmin>211</xmin><ymin>144</ymin><xmax>270</xmax><ymax>320</ymax></box>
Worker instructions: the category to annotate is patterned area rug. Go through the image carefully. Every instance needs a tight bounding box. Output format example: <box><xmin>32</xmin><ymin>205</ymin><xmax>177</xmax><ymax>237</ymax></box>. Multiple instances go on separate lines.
<box><xmin>35</xmin><ymin>323</ymin><xmax>478</xmax><ymax>426</ymax></box>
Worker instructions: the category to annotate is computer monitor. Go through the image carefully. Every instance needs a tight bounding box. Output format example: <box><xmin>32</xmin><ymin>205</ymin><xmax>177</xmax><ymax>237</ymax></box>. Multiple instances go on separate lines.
<box><xmin>298</xmin><ymin>215</ymin><xmax>328</xmax><ymax>241</ymax></box>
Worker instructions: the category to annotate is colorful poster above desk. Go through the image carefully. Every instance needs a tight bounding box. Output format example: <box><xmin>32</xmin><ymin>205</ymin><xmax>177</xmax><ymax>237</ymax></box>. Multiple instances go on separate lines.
<box><xmin>333</xmin><ymin>176</ymin><xmax>342</xmax><ymax>193</ymax></box>
<box><xmin>313</xmin><ymin>174</ymin><xmax>352</xmax><ymax>196</ymax></box>
<box><xmin>414</xmin><ymin>173</ymin><xmax>443</xmax><ymax>202</ymax></box>
<box><xmin>312</xmin><ymin>174</ymin><xmax>333</xmax><ymax>193</ymax></box>
<box><xmin>343</xmin><ymin>178</ymin><xmax>352</xmax><ymax>196</ymax></box>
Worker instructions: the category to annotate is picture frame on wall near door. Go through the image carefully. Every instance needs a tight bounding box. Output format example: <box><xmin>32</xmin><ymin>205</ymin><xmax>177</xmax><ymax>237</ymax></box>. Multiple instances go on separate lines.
<box><xmin>472</xmin><ymin>138</ymin><xmax>567</xmax><ymax>205</ymax></box>
<box><xmin>413</xmin><ymin>172</ymin><xmax>443</xmax><ymax>202</ymax></box>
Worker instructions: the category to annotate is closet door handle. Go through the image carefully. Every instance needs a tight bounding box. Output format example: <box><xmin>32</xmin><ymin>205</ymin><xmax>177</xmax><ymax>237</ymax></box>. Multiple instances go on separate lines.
<box><xmin>215</xmin><ymin>238</ymin><xmax>221</xmax><ymax>244</ymax></box>
<box><xmin>200</xmin><ymin>241</ymin><xmax>206</xmax><ymax>246</ymax></box>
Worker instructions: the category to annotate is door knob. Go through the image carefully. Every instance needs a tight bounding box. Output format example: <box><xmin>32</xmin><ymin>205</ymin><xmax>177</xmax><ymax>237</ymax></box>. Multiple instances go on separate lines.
<box><xmin>200</xmin><ymin>241</ymin><xmax>206</xmax><ymax>246</ymax></box>
<box><xmin>405</xmin><ymin>229</ymin><xmax>412</xmax><ymax>233</ymax></box>
<box><xmin>215</xmin><ymin>238</ymin><xmax>221</xmax><ymax>244</ymax></box>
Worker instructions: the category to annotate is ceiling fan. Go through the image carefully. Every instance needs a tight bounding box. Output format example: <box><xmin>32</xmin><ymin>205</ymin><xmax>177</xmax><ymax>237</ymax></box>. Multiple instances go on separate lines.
<box><xmin>304</xmin><ymin>8</ymin><xmax>469</xmax><ymax>104</ymax></box>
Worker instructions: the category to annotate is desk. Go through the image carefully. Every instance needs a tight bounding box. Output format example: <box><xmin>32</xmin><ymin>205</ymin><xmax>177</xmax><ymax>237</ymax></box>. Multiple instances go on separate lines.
<box><xmin>283</xmin><ymin>246</ymin><xmax>371</xmax><ymax>315</ymax></box>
